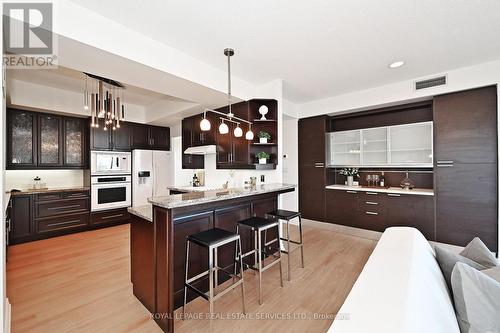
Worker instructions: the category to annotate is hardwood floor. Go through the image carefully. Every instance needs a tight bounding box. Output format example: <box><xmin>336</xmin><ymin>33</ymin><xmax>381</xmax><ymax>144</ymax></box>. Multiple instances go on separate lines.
<box><xmin>7</xmin><ymin>223</ymin><xmax>376</xmax><ymax>333</ymax></box>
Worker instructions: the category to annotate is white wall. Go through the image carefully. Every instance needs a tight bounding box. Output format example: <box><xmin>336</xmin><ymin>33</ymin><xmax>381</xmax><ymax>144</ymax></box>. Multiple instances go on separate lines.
<box><xmin>5</xmin><ymin>170</ymin><xmax>84</xmax><ymax>191</ymax></box>
<box><xmin>281</xmin><ymin>114</ymin><xmax>299</xmax><ymax>211</ymax></box>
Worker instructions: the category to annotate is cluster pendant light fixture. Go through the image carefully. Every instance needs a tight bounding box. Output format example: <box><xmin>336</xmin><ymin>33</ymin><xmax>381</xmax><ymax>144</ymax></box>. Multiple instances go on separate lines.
<box><xmin>199</xmin><ymin>48</ymin><xmax>254</xmax><ymax>140</ymax></box>
<box><xmin>83</xmin><ymin>73</ymin><xmax>126</xmax><ymax>131</ymax></box>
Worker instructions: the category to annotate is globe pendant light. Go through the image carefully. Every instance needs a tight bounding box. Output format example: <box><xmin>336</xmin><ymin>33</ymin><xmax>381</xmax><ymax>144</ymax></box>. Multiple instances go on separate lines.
<box><xmin>234</xmin><ymin>124</ymin><xmax>243</xmax><ymax>137</ymax></box>
<box><xmin>245</xmin><ymin>124</ymin><xmax>254</xmax><ymax>140</ymax></box>
<box><xmin>200</xmin><ymin>113</ymin><xmax>211</xmax><ymax>131</ymax></box>
<box><xmin>219</xmin><ymin>119</ymin><xmax>229</xmax><ymax>134</ymax></box>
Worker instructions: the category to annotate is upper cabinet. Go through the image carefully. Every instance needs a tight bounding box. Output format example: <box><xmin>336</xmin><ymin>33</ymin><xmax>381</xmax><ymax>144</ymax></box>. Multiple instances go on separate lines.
<box><xmin>326</xmin><ymin>121</ymin><xmax>433</xmax><ymax>167</ymax></box>
<box><xmin>7</xmin><ymin>109</ymin><xmax>37</xmax><ymax>168</ymax></box>
<box><xmin>182</xmin><ymin>117</ymin><xmax>204</xmax><ymax>169</ymax></box>
<box><xmin>433</xmin><ymin>86</ymin><xmax>497</xmax><ymax>164</ymax></box>
<box><xmin>92</xmin><ymin>121</ymin><xmax>170</xmax><ymax>152</ymax></box>
<box><xmin>7</xmin><ymin>108</ymin><xmax>87</xmax><ymax>169</ymax></box>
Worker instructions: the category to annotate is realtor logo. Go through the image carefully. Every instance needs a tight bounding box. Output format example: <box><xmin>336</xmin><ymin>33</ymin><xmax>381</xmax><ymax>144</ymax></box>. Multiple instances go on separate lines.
<box><xmin>3</xmin><ymin>2</ymin><xmax>57</xmax><ymax>68</ymax></box>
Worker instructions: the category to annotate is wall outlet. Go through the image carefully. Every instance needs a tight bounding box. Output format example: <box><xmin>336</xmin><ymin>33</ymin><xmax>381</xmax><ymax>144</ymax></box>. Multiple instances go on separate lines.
<box><xmin>260</xmin><ymin>175</ymin><xmax>265</xmax><ymax>183</ymax></box>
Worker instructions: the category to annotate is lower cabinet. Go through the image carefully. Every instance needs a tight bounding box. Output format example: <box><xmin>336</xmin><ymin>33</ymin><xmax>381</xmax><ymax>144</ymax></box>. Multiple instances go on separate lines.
<box><xmin>9</xmin><ymin>190</ymin><xmax>131</xmax><ymax>244</ymax></box>
<box><xmin>325</xmin><ymin>189</ymin><xmax>435</xmax><ymax>238</ymax></box>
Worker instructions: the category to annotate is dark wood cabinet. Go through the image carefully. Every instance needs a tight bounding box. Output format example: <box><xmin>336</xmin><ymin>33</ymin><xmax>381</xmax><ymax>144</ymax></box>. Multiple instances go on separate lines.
<box><xmin>299</xmin><ymin>116</ymin><xmax>327</xmax><ymax>221</ymax></box>
<box><xmin>90</xmin><ymin>208</ymin><xmax>130</xmax><ymax>226</ymax></box>
<box><xmin>386</xmin><ymin>193</ymin><xmax>435</xmax><ymax>240</ymax></box>
<box><xmin>63</xmin><ymin>117</ymin><xmax>86</xmax><ymax>167</ymax></box>
<box><xmin>10</xmin><ymin>195</ymin><xmax>33</xmax><ymax>242</ymax></box>
<box><xmin>7</xmin><ymin>109</ymin><xmax>37</xmax><ymax>168</ymax></box>
<box><xmin>434</xmin><ymin>86</ymin><xmax>497</xmax><ymax>164</ymax></box>
<box><xmin>433</xmin><ymin>86</ymin><xmax>498</xmax><ymax>252</ymax></box>
<box><xmin>7</xmin><ymin>109</ymin><xmax>88</xmax><ymax>169</ymax></box>
<box><xmin>182</xmin><ymin>116</ymin><xmax>204</xmax><ymax>169</ymax></box>
<box><xmin>150</xmin><ymin>126</ymin><xmax>170</xmax><ymax>150</ymax></box>
<box><xmin>435</xmin><ymin>163</ymin><xmax>497</xmax><ymax>251</ymax></box>
<box><xmin>173</xmin><ymin>211</ymin><xmax>213</xmax><ymax>307</ymax></box>
<box><xmin>326</xmin><ymin>189</ymin><xmax>359</xmax><ymax>227</ymax></box>
<box><xmin>38</xmin><ymin>114</ymin><xmax>63</xmax><ymax>167</ymax></box>
<box><xmin>90</xmin><ymin>117</ymin><xmax>111</xmax><ymax>151</ymax></box>
<box><xmin>112</xmin><ymin>121</ymin><xmax>132</xmax><ymax>151</ymax></box>
<box><xmin>131</xmin><ymin>123</ymin><xmax>150</xmax><ymax>149</ymax></box>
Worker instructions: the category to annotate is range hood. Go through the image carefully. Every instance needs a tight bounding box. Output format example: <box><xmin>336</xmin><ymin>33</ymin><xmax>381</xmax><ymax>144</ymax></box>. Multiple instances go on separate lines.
<box><xmin>184</xmin><ymin>145</ymin><xmax>216</xmax><ymax>155</ymax></box>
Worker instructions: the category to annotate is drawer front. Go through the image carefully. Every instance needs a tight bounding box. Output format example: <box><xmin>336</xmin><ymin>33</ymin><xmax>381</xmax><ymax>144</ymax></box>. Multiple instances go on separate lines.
<box><xmin>35</xmin><ymin>193</ymin><xmax>63</xmax><ymax>202</ymax></box>
<box><xmin>91</xmin><ymin>208</ymin><xmax>130</xmax><ymax>225</ymax></box>
<box><xmin>35</xmin><ymin>198</ymin><xmax>89</xmax><ymax>218</ymax></box>
<box><xmin>36</xmin><ymin>213</ymin><xmax>89</xmax><ymax>233</ymax></box>
<box><xmin>358</xmin><ymin>210</ymin><xmax>386</xmax><ymax>232</ymax></box>
<box><xmin>65</xmin><ymin>191</ymin><xmax>89</xmax><ymax>199</ymax></box>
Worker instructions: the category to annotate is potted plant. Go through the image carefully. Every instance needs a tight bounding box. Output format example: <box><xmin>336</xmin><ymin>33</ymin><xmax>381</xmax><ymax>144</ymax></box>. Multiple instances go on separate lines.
<box><xmin>257</xmin><ymin>131</ymin><xmax>271</xmax><ymax>144</ymax></box>
<box><xmin>256</xmin><ymin>151</ymin><xmax>270</xmax><ymax>164</ymax></box>
<box><xmin>340</xmin><ymin>168</ymin><xmax>359</xmax><ymax>186</ymax></box>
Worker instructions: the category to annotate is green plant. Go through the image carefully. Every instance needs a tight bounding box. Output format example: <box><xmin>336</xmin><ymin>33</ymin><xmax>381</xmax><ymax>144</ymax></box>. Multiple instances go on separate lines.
<box><xmin>256</xmin><ymin>152</ymin><xmax>270</xmax><ymax>159</ymax></box>
<box><xmin>257</xmin><ymin>131</ymin><xmax>271</xmax><ymax>139</ymax></box>
<box><xmin>339</xmin><ymin>168</ymin><xmax>359</xmax><ymax>177</ymax></box>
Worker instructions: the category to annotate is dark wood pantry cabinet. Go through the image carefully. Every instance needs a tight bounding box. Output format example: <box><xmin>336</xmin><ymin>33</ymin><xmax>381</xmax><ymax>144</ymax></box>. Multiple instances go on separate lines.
<box><xmin>7</xmin><ymin>108</ymin><xmax>88</xmax><ymax>169</ymax></box>
<box><xmin>298</xmin><ymin>116</ymin><xmax>327</xmax><ymax>221</ymax></box>
<box><xmin>433</xmin><ymin>85</ymin><xmax>498</xmax><ymax>251</ymax></box>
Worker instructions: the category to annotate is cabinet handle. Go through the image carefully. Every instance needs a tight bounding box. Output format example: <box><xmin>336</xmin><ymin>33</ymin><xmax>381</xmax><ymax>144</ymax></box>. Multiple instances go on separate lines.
<box><xmin>346</xmin><ymin>190</ymin><xmax>357</xmax><ymax>194</ymax></box>
<box><xmin>101</xmin><ymin>214</ymin><xmax>124</xmax><ymax>220</ymax></box>
<box><xmin>365</xmin><ymin>211</ymin><xmax>378</xmax><ymax>215</ymax></box>
<box><xmin>366</xmin><ymin>201</ymin><xmax>378</xmax><ymax>205</ymax></box>
<box><xmin>437</xmin><ymin>164</ymin><xmax>453</xmax><ymax>167</ymax></box>
<box><xmin>436</xmin><ymin>160</ymin><xmax>454</xmax><ymax>164</ymax></box>
<box><xmin>47</xmin><ymin>204</ymin><xmax>81</xmax><ymax>211</ymax></box>
<box><xmin>366</xmin><ymin>192</ymin><xmax>378</xmax><ymax>195</ymax></box>
<box><xmin>47</xmin><ymin>219</ymin><xmax>81</xmax><ymax>227</ymax></box>
<box><xmin>387</xmin><ymin>193</ymin><xmax>401</xmax><ymax>197</ymax></box>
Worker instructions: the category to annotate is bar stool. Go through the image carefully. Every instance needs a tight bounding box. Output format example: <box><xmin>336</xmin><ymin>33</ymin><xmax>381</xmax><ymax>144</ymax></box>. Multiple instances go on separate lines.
<box><xmin>235</xmin><ymin>216</ymin><xmax>284</xmax><ymax>305</ymax></box>
<box><xmin>183</xmin><ymin>228</ymin><xmax>246</xmax><ymax>323</ymax></box>
<box><xmin>266</xmin><ymin>210</ymin><xmax>304</xmax><ymax>281</ymax></box>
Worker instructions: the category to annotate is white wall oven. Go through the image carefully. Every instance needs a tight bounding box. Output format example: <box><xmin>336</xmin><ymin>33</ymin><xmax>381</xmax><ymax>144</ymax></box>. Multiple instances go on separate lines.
<box><xmin>91</xmin><ymin>175</ymin><xmax>131</xmax><ymax>212</ymax></box>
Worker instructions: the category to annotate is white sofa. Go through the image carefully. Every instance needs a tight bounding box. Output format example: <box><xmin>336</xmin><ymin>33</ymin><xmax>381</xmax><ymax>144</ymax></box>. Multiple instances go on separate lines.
<box><xmin>329</xmin><ymin>227</ymin><xmax>460</xmax><ymax>333</ymax></box>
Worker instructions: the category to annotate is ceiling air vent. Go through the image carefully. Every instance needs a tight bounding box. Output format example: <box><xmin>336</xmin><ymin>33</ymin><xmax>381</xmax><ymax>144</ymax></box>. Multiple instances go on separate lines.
<box><xmin>415</xmin><ymin>75</ymin><xmax>447</xmax><ymax>90</ymax></box>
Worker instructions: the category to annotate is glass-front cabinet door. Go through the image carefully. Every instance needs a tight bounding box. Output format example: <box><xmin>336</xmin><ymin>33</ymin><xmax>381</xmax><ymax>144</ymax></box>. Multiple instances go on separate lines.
<box><xmin>8</xmin><ymin>109</ymin><xmax>37</xmax><ymax>168</ymax></box>
<box><xmin>327</xmin><ymin>130</ymin><xmax>361</xmax><ymax>166</ymax></box>
<box><xmin>64</xmin><ymin>117</ymin><xmax>85</xmax><ymax>167</ymax></box>
<box><xmin>38</xmin><ymin>114</ymin><xmax>62</xmax><ymax>166</ymax></box>
<box><xmin>362</xmin><ymin>127</ymin><xmax>388</xmax><ymax>165</ymax></box>
<box><xmin>389</xmin><ymin>122</ymin><xmax>433</xmax><ymax>166</ymax></box>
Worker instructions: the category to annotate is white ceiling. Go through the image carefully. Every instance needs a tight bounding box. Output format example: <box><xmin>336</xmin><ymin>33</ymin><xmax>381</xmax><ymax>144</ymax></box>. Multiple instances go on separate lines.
<box><xmin>68</xmin><ymin>0</ymin><xmax>500</xmax><ymax>103</ymax></box>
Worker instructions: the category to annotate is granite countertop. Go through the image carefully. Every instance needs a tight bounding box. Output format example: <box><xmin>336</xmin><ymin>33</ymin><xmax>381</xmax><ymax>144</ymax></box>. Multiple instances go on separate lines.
<box><xmin>168</xmin><ymin>185</ymin><xmax>225</xmax><ymax>193</ymax></box>
<box><xmin>150</xmin><ymin>183</ymin><xmax>296</xmax><ymax>209</ymax></box>
<box><xmin>325</xmin><ymin>184</ymin><xmax>434</xmax><ymax>196</ymax></box>
<box><xmin>9</xmin><ymin>186</ymin><xmax>90</xmax><ymax>196</ymax></box>
<box><xmin>128</xmin><ymin>205</ymin><xmax>153</xmax><ymax>222</ymax></box>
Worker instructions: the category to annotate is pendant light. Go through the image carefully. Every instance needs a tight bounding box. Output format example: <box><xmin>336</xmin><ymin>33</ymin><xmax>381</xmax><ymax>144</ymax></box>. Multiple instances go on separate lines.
<box><xmin>219</xmin><ymin>119</ymin><xmax>229</xmax><ymax>134</ymax></box>
<box><xmin>245</xmin><ymin>124</ymin><xmax>254</xmax><ymax>140</ymax></box>
<box><xmin>234</xmin><ymin>124</ymin><xmax>243</xmax><ymax>137</ymax></box>
<box><xmin>200</xmin><ymin>112</ymin><xmax>211</xmax><ymax>131</ymax></box>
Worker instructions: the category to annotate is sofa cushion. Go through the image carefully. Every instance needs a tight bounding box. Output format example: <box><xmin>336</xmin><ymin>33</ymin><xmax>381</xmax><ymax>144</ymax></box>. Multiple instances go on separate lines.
<box><xmin>435</xmin><ymin>246</ymin><xmax>486</xmax><ymax>291</ymax></box>
<box><xmin>459</xmin><ymin>237</ymin><xmax>497</xmax><ymax>268</ymax></box>
<box><xmin>451</xmin><ymin>262</ymin><xmax>500</xmax><ymax>333</ymax></box>
<box><xmin>482</xmin><ymin>266</ymin><xmax>500</xmax><ymax>283</ymax></box>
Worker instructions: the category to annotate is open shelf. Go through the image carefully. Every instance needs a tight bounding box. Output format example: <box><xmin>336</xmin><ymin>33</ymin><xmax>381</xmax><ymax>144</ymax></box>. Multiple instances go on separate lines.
<box><xmin>252</xmin><ymin>142</ymin><xmax>277</xmax><ymax>146</ymax></box>
<box><xmin>251</xmin><ymin>163</ymin><xmax>276</xmax><ymax>170</ymax></box>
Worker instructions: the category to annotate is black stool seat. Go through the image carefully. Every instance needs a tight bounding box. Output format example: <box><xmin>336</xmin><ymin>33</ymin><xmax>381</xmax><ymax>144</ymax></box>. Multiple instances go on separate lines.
<box><xmin>187</xmin><ymin>228</ymin><xmax>237</xmax><ymax>247</ymax></box>
<box><xmin>238</xmin><ymin>216</ymin><xmax>277</xmax><ymax>230</ymax></box>
<box><xmin>267</xmin><ymin>209</ymin><xmax>301</xmax><ymax>220</ymax></box>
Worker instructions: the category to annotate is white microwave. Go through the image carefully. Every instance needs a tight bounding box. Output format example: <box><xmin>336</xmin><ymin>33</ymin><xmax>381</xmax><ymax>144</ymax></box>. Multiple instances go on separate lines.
<box><xmin>91</xmin><ymin>151</ymin><xmax>132</xmax><ymax>175</ymax></box>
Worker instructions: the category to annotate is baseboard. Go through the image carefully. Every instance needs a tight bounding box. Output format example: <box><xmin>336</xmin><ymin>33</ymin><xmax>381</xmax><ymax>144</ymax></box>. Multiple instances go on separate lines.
<box><xmin>301</xmin><ymin>219</ymin><xmax>382</xmax><ymax>241</ymax></box>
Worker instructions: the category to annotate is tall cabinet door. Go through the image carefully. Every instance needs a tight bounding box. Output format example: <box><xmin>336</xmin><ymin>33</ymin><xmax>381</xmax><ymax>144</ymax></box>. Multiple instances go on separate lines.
<box><xmin>433</xmin><ymin>86</ymin><xmax>498</xmax><ymax>252</ymax></box>
<box><xmin>298</xmin><ymin>116</ymin><xmax>327</xmax><ymax>221</ymax></box>
<box><xmin>7</xmin><ymin>109</ymin><xmax>37</xmax><ymax>168</ymax></box>
<box><xmin>38</xmin><ymin>113</ymin><xmax>63</xmax><ymax>167</ymax></box>
<box><xmin>63</xmin><ymin>117</ymin><xmax>86</xmax><ymax>167</ymax></box>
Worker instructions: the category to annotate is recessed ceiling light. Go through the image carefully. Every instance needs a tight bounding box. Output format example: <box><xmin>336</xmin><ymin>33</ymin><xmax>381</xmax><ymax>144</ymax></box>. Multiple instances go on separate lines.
<box><xmin>389</xmin><ymin>61</ymin><xmax>405</xmax><ymax>69</ymax></box>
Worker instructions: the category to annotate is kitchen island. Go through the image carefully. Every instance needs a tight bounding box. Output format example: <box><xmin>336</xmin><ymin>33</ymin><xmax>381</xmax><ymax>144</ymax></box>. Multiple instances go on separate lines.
<box><xmin>129</xmin><ymin>183</ymin><xmax>295</xmax><ymax>333</ymax></box>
